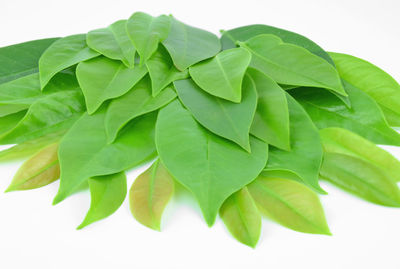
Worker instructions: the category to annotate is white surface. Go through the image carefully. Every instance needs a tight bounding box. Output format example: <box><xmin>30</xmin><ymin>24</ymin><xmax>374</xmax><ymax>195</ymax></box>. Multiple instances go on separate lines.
<box><xmin>0</xmin><ymin>0</ymin><xmax>399</xmax><ymax>268</ymax></box>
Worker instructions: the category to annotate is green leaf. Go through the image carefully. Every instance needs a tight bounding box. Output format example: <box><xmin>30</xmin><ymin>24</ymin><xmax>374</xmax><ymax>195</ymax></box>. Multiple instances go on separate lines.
<box><xmin>39</xmin><ymin>34</ymin><xmax>99</xmax><ymax>88</ymax></box>
<box><xmin>220</xmin><ymin>187</ymin><xmax>261</xmax><ymax>248</ymax></box>
<box><xmin>76</xmin><ymin>56</ymin><xmax>147</xmax><ymax>114</ymax></box>
<box><xmin>0</xmin><ymin>82</ymin><xmax>85</xmax><ymax>145</ymax></box>
<box><xmin>220</xmin><ymin>24</ymin><xmax>335</xmax><ymax>66</ymax></box>
<box><xmin>5</xmin><ymin>143</ymin><xmax>59</xmax><ymax>192</ymax></box>
<box><xmin>146</xmin><ymin>45</ymin><xmax>189</xmax><ymax>96</ymax></box>
<box><xmin>162</xmin><ymin>17</ymin><xmax>221</xmax><ymax>71</ymax></box>
<box><xmin>239</xmin><ymin>34</ymin><xmax>345</xmax><ymax>96</ymax></box>
<box><xmin>265</xmin><ymin>94</ymin><xmax>325</xmax><ymax>193</ymax></box>
<box><xmin>129</xmin><ymin>159</ymin><xmax>174</xmax><ymax>231</ymax></box>
<box><xmin>0</xmin><ymin>110</ymin><xmax>26</xmax><ymax>136</ymax></box>
<box><xmin>175</xmin><ymin>77</ymin><xmax>257</xmax><ymax>152</ymax></box>
<box><xmin>87</xmin><ymin>20</ymin><xmax>136</xmax><ymax>67</ymax></box>
<box><xmin>127</xmin><ymin>12</ymin><xmax>171</xmax><ymax>65</ymax></box>
<box><xmin>54</xmin><ymin>110</ymin><xmax>157</xmax><ymax>204</ymax></box>
<box><xmin>77</xmin><ymin>172</ymin><xmax>127</xmax><ymax>229</ymax></box>
<box><xmin>0</xmin><ymin>104</ymin><xmax>28</xmax><ymax>117</ymax></box>
<box><xmin>247</xmin><ymin>174</ymin><xmax>331</xmax><ymax>235</ymax></box>
<box><xmin>155</xmin><ymin>100</ymin><xmax>268</xmax><ymax>226</ymax></box>
<box><xmin>292</xmin><ymin>80</ymin><xmax>400</xmax><ymax>146</ymax></box>
<box><xmin>0</xmin><ymin>38</ymin><xmax>59</xmax><ymax>85</ymax></box>
<box><xmin>320</xmin><ymin>152</ymin><xmax>400</xmax><ymax>207</ymax></box>
<box><xmin>105</xmin><ymin>75</ymin><xmax>176</xmax><ymax>143</ymax></box>
<box><xmin>189</xmin><ymin>47</ymin><xmax>251</xmax><ymax>102</ymax></box>
<box><xmin>320</xmin><ymin>127</ymin><xmax>400</xmax><ymax>183</ymax></box>
<box><xmin>329</xmin><ymin>52</ymin><xmax>400</xmax><ymax>126</ymax></box>
<box><xmin>248</xmin><ymin>68</ymin><xmax>290</xmax><ymax>151</ymax></box>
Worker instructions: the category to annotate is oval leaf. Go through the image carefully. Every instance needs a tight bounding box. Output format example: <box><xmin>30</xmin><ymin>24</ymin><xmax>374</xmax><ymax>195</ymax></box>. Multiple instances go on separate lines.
<box><xmin>39</xmin><ymin>34</ymin><xmax>99</xmax><ymax>88</ymax></box>
<box><xmin>54</xmin><ymin>110</ymin><xmax>157</xmax><ymax>204</ymax></box>
<box><xmin>6</xmin><ymin>143</ymin><xmax>59</xmax><ymax>192</ymax></box>
<box><xmin>162</xmin><ymin>17</ymin><xmax>221</xmax><ymax>71</ymax></box>
<box><xmin>77</xmin><ymin>172</ymin><xmax>127</xmax><ymax>229</ymax></box>
<box><xmin>329</xmin><ymin>52</ymin><xmax>400</xmax><ymax>126</ymax></box>
<box><xmin>220</xmin><ymin>187</ymin><xmax>261</xmax><ymax>248</ymax></box>
<box><xmin>105</xmin><ymin>75</ymin><xmax>176</xmax><ymax>143</ymax></box>
<box><xmin>129</xmin><ymin>159</ymin><xmax>174</xmax><ymax>231</ymax></box>
<box><xmin>155</xmin><ymin>100</ymin><xmax>268</xmax><ymax>226</ymax></box>
<box><xmin>320</xmin><ymin>152</ymin><xmax>400</xmax><ymax>207</ymax></box>
<box><xmin>127</xmin><ymin>12</ymin><xmax>171</xmax><ymax>64</ymax></box>
<box><xmin>189</xmin><ymin>47</ymin><xmax>251</xmax><ymax>102</ymax></box>
<box><xmin>174</xmin><ymin>76</ymin><xmax>257</xmax><ymax>152</ymax></box>
<box><xmin>239</xmin><ymin>34</ymin><xmax>345</xmax><ymax>95</ymax></box>
<box><xmin>248</xmin><ymin>68</ymin><xmax>290</xmax><ymax>151</ymax></box>
<box><xmin>247</xmin><ymin>175</ymin><xmax>331</xmax><ymax>235</ymax></box>
<box><xmin>87</xmin><ymin>20</ymin><xmax>136</xmax><ymax>67</ymax></box>
<box><xmin>76</xmin><ymin>56</ymin><xmax>147</xmax><ymax>114</ymax></box>
<box><xmin>265</xmin><ymin>94</ymin><xmax>325</xmax><ymax>193</ymax></box>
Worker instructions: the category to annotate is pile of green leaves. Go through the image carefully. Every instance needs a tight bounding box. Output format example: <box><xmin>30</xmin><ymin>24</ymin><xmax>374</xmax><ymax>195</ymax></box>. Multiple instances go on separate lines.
<box><xmin>1</xmin><ymin>12</ymin><xmax>400</xmax><ymax>247</ymax></box>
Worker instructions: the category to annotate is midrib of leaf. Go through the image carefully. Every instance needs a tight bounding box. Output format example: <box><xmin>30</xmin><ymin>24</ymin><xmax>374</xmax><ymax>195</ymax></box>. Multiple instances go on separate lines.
<box><xmin>233</xmin><ymin>192</ymin><xmax>253</xmax><ymax>241</ymax></box>
<box><xmin>18</xmin><ymin>160</ymin><xmax>59</xmax><ymax>186</ymax></box>
<box><xmin>0</xmin><ymin>68</ymin><xmax>39</xmax><ymax>83</ymax></box>
<box><xmin>215</xmin><ymin>55</ymin><xmax>236</xmax><ymax>97</ymax></box>
<box><xmin>253</xmin><ymin>180</ymin><xmax>326</xmax><ymax>233</ymax></box>
<box><xmin>148</xmin><ymin>160</ymin><xmax>158</xmax><ymax>226</ymax></box>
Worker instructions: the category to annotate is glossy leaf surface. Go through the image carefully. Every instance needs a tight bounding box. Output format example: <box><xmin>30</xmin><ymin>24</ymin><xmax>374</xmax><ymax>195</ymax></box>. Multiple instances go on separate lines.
<box><xmin>292</xmin><ymin>81</ymin><xmax>400</xmax><ymax>146</ymax></box>
<box><xmin>248</xmin><ymin>175</ymin><xmax>331</xmax><ymax>234</ymax></box>
<box><xmin>248</xmin><ymin>68</ymin><xmax>290</xmax><ymax>151</ymax></box>
<box><xmin>220</xmin><ymin>187</ymin><xmax>261</xmax><ymax>248</ymax></box>
<box><xmin>0</xmin><ymin>38</ymin><xmax>59</xmax><ymax>85</ymax></box>
<box><xmin>77</xmin><ymin>172</ymin><xmax>127</xmax><ymax>229</ymax></box>
<box><xmin>320</xmin><ymin>127</ymin><xmax>400</xmax><ymax>182</ymax></box>
<box><xmin>76</xmin><ymin>56</ymin><xmax>147</xmax><ymax>114</ymax></box>
<box><xmin>189</xmin><ymin>48</ymin><xmax>251</xmax><ymax>102</ymax></box>
<box><xmin>239</xmin><ymin>34</ymin><xmax>345</xmax><ymax>95</ymax></box>
<box><xmin>175</xmin><ymin>77</ymin><xmax>257</xmax><ymax>152</ymax></box>
<box><xmin>130</xmin><ymin>159</ymin><xmax>174</xmax><ymax>230</ymax></box>
<box><xmin>265</xmin><ymin>94</ymin><xmax>324</xmax><ymax>193</ymax></box>
<box><xmin>156</xmin><ymin>100</ymin><xmax>268</xmax><ymax>226</ymax></box>
<box><xmin>320</xmin><ymin>152</ymin><xmax>400</xmax><ymax>207</ymax></box>
<box><xmin>87</xmin><ymin>20</ymin><xmax>136</xmax><ymax>67</ymax></box>
<box><xmin>146</xmin><ymin>45</ymin><xmax>189</xmax><ymax>96</ymax></box>
<box><xmin>6</xmin><ymin>143</ymin><xmax>59</xmax><ymax>192</ymax></box>
<box><xmin>329</xmin><ymin>52</ymin><xmax>400</xmax><ymax>126</ymax></box>
<box><xmin>162</xmin><ymin>17</ymin><xmax>221</xmax><ymax>71</ymax></box>
<box><xmin>39</xmin><ymin>34</ymin><xmax>99</xmax><ymax>88</ymax></box>
<box><xmin>127</xmin><ymin>12</ymin><xmax>171</xmax><ymax>64</ymax></box>
<box><xmin>54</xmin><ymin>110</ymin><xmax>157</xmax><ymax>204</ymax></box>
<box><xmin>105</xmin><ymin>76</ymin><xmax>176</xmax><ymax>143</ymax></box>
<box><xmin>220</xmin><ymin>24</ymin><xmax>334</xmax><ymax>66</ymax></box>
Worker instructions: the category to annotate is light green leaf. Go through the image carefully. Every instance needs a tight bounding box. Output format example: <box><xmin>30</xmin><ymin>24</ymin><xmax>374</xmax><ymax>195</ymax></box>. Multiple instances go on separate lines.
<box><xmin>320</xmin><ymin>127</ymin><xmax>400</xmax><ymax>183</ymax></box>
<box><xmin>77</xmin><ymin>172</ymin><xmax>127</xmax><ymax>229</ymax></box>
<box><xmin>39</xmin><ymin>34</ymin><xmax>99</xmax><ymax>88</ymax></box>
<box><xmin>248</xmin><ymin>174</ymin><xmax>331</xmax><ymax>235</ymax></box>
<box><xmin>292</xmin><ymin>80</ymin><xmax>400</xmax><ymax>146</ymax></box>
<box><xmin>105</xmin><ymin>75</ymin><xmax>176</xmax><ymax>143</ymax></box>
<box><xmin>87</xmin><ymin>20</ymin><xmax>136</xmax><ymax>67</ymax></box>
<box><xmin>6</xmin><ymin>143</ymin><xmax>59</xmax><ymax>192</ymax></box>
<box><xmin>320</xmin><ymin>152</ymin><xmax>400</xmax><ymax>207</ymax></box>
<box><xmin>146</xmin><ymin>45</ymin><xmax>189</xmax><ymax>96</ymax></box>
<box><xmin>239</xmin><ymin>34</ymin><xmax>345</xmax><ymax>96</ymax></box>
<box><xmin>129</xmin><ymin>159</ymin><xmax>174</xmax><ymax>231</ymax></box>
<box><xmin>76</xmin><ymin>56</ymin><xmax>147</xmax><ymax>114</ymax></box>
<box><xmin>175</xmin><ymin>76</ymin><xmax>257</xmax><ymax>152</ymax></box>
<box><xmin>220</xmin><ymin>187</ymin><xmax>261</xmax><ymax>248</ymax></box>
<box><xmin>265</xmin><ymin>94</ymin><xmax>324</xmax><ymax>193</ymax></box>
<box><xmin>0</xmin><ymin>38</ymin><xmax>59</xmax><ymax>85</ymax></box>
<box><xmin>162</xmin><ymin>17</ymin><xmax>221</xmax><ymax>71</ymax></box>
<box><xmin>248</xmin><ymin>68</ymin><xmax>290</xmax><ymax>151</ymax></box>
<box><xmin>189</xmin><ymin>47</ymin><xmax>251</xmax><ymax>102</ymax></box>
<box><xmin>155</xmin><ymin>100</ymin><xmax>268</xmax><ymax>226</ymax></box>
<box><xmin>54</xmin><ymin>110</ymin><xmax>157</xmax><ymax>204</ymax></box>
<box><xmin>127</xmin><ymin>12</ymin><xmax>171</xmax><ymax>64</ymax></box>
<box><xmin>220</xmin><ymin>24</ymin><xmax>335</xmax><ymax>66</ymax></box>
<box><xmin>329</xmin><ymin>52</ymin><xmax>400</xmax><ymax>126</ymax></box>
<box><xmin>0</xmin><ymin>110</ymin><xmax>26</xmax><ymax>136</ymax></box>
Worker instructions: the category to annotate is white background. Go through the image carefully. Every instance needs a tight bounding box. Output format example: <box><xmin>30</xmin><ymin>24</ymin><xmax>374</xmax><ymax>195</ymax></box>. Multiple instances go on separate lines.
<box><xmin>0</xmin><ymin>0</ymin><xmax>399</xmax><ymax>268</ymax></box>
